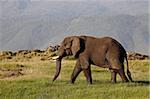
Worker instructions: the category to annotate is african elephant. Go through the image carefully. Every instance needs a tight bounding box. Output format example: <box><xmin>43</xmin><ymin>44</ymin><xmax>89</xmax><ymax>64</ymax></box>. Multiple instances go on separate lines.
<box><xmin>52</xmin><ymin>35</ymin><xmax>133</xmax><ymax>84</ymax></box>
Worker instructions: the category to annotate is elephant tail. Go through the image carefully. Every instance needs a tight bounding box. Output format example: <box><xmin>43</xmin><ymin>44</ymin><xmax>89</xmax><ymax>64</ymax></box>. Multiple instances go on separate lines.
<box><xmin>125</xmin><ymin>54</ymin><xmax>133</xmax><ymax>82</ymax></box>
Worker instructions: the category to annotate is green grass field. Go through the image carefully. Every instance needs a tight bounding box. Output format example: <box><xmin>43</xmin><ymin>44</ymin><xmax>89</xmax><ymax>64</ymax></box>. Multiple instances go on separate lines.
<box><xmin>0</xmin><ymin>60</ymin><xmax>149</xmax><ymax>99</ymax></box>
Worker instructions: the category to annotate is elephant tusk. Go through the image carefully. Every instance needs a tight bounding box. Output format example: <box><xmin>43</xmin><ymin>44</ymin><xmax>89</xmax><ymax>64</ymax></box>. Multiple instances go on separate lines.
<box><xmin>52</xmin><ymin>56</ymin><xmax>59</xmax><ymax>60</ymax></box>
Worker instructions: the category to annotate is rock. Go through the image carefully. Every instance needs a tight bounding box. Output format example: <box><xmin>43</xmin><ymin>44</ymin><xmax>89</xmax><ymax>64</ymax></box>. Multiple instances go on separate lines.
<box><xmin>46</xmin><ymin>45</ymin><xmax>60</xmax><ymax>52</ymax></box>
<box><xmin>0</xmin><ymin>51</ymin><xmax>14</xmax><ymax>56</ymax></box>
<box><xmin>31</xmin><ymin>49</ymin><xmax>44</xmax><ymax>53</ymax></box>
<box><xmin>127</xmin><ymin>52</ymin><xmax>150</xmax><ymax>60</ymax></box>
<box><xmin>16</xmin><ymin>50</ymin><xmax>31</xmax><ymax>56</ymax></box>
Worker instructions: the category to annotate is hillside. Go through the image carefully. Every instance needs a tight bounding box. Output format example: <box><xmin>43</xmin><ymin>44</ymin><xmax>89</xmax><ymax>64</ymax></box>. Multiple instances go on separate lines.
<box><xmin>0</xmin><ymin>0</ymin><xmax>149</xmax><ymax>54</ymax></box>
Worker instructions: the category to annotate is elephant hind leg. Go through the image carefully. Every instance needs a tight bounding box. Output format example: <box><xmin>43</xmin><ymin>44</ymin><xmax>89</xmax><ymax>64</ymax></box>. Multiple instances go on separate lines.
<box><xmin>108</xmin><ymin>57</ymin><xmax>129</xmax><ymax>83</ymax></box>
<box><xmin>109</xmin><ymin>69</ymin><xmax>117</xmax><ymax>83</ymax></box>
<box><xmin>80</xmin><ymin>56</ymin><xmax>92</xmax><ymax>84</ymax></box>
<box><xmin>118</xmin><ymin>68</ymin><xmax>129</xmax><ymax>82</ymax></box>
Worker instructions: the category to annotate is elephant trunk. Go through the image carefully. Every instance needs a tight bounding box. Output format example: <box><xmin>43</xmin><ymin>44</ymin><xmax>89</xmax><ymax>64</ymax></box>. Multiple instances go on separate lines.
<box><xmin>52</xmin><ymin>48</ymin><xmax>65</xmax><ymax>82</ymax></box>
<box><xmin>52</xmin><ymin>58</ymin><xmax>62</xmax><ymax>82</ymax></box>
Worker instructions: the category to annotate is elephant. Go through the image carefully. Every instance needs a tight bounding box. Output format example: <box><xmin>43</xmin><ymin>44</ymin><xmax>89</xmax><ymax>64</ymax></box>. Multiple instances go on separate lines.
<box><xmin>52</xmin><ymin>35</ymin><xmax>133</xmax><ymax>84</ymax></box>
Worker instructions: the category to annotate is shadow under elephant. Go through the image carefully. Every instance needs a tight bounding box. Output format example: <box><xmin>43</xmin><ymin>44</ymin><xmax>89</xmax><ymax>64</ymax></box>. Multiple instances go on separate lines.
<box><xmin>132</xmin><ymin>80</ymin><xmax>150</xmax><ymax>85</ymax></box>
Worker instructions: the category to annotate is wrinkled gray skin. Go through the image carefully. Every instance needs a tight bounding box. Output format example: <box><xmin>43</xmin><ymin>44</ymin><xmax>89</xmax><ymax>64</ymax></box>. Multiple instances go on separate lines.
<box><xmin>53</xmin><ymin>36</ymin><xmax>133</xmax><ymax>84</ymax></box>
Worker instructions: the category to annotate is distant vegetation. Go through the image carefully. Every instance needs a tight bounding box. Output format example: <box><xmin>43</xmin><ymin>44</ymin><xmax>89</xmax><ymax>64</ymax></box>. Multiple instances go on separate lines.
<box><xmin>0</xmin><ymin>45</ymin><xmax>149</xmax><ymax>62</ymax></box>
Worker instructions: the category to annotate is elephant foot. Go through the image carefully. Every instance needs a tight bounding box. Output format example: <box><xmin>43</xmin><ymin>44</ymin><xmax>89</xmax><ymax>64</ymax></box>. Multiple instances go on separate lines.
<box><xmin>87</xmin><ymin>81</ymin><xmax>92</xmax><ymax>85</ymax></box>
<box><xmin>111</xmin><ymin>80</ymin><xmax>116</xmax><ymax>83</ymax></box>
<box><xmin>70</xmin><ymin>80</ymin><xmax>75</xmax><ymax>84</ymax></box>
<box><xmin>122</xmin><ymin>79</ymin><xmax>129</xmax><ymax>83</ymax></box>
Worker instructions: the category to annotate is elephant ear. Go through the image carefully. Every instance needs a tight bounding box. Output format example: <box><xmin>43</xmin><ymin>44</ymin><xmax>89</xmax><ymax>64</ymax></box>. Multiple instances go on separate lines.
<box><xmin>71</xmin><ymin>37</ymin><xmax>81</xmax><ymax>57</ymax></box>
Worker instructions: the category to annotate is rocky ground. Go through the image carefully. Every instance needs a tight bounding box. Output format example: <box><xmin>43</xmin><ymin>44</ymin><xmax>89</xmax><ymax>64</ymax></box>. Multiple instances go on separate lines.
<box><xmin>127</xmin><ymin>52</ymin><xmax>149</xmax><ymax>60</ymax></box>
<box><xmin>0</xmin><ymin>45</ymin><xmax>59</xmax><ymax>62</ymax></box>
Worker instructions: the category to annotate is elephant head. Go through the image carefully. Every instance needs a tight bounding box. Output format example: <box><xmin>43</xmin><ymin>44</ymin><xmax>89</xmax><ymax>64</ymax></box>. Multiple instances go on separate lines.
<box><xmin>52</xmin><ymin>36</ymin><xmax>82</xmax><ymax>81</ymax></box>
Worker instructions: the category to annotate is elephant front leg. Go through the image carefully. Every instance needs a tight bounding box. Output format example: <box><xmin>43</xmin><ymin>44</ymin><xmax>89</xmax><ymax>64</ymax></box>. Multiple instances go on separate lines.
<box><xmin>83</xmin><ymin>67</ymin><xmax>92</xmax><ymax>84</ymax></box>
<box><xmin>80</xmin><ymin>56</ymin><xmax>92</xmax><ymax>84</ymax></box>
<box><xmin>70</xmin><ymin>60</ymin><xmax>82</xmax><ymax>84</ymax></box>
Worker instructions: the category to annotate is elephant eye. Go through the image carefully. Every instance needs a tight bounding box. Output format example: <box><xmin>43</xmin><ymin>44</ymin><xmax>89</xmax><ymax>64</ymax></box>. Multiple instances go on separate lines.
<box><xmin>64</xmin><ymin>44</ymin><xmax>67</xmax><ymax>47</ymax></box>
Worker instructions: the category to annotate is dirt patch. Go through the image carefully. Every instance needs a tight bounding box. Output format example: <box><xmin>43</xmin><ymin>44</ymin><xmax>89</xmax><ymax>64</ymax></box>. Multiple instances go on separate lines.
<box><xmin>0</xmin><ymin>64</ymin><xmax>24</xmax><ymax>79</ymax></box>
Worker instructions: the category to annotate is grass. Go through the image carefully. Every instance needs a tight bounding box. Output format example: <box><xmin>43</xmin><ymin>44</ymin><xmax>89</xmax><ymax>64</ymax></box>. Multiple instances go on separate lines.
<box><xmin>0</xmin><ymin>60</ymin><xmax>149</xmax><ymax>99</ymax></box>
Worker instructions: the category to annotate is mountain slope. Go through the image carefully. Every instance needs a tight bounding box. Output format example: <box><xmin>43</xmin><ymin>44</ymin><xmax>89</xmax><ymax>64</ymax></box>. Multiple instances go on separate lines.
<box><xmin>0</xmin><ymin>0</ymin><xmax>149</xmax><ymax>54</ymax></box>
